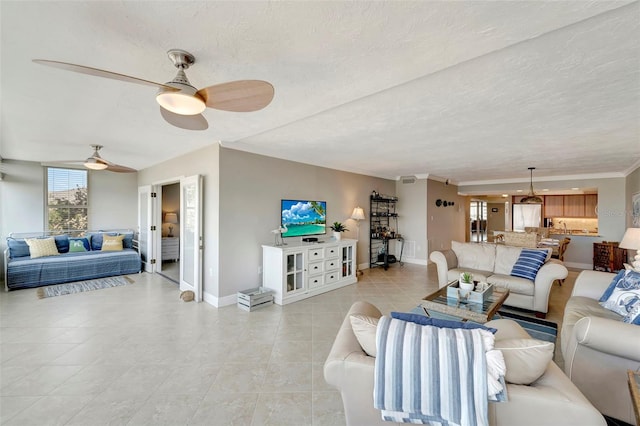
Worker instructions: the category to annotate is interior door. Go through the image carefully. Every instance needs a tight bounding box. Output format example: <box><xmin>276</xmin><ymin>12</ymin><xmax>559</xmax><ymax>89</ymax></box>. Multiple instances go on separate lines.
<box><xmin>179</xmin><ymin>175</ymin><xmax>203</xmax><ymax>301</ymax></box>
<box><xmin>138</xmin><ymin>185</ymin><xmax>155</xmax><ymax>272</ymax></box>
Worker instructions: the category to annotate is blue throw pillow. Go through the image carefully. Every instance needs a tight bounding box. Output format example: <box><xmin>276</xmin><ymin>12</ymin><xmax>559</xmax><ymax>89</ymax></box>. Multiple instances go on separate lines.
<box><xmin>54</xmin><ymin>235</ymin><xmax>70</xmax><ymax>253</ymax></box>
<box><xmin>598</xmin><ymin>269</ymin><xmax>640</xmax><ymax>322</ymax></box>
<box><xmin>599</xmin><ymin>269</ymin><xmax>627</xmax><ymax>302</ymax></box>
<box><xmin>511</xmin><ymin>249</ymin><xmax>548</xmax><ymax>281</ymax></box>
<box><xmin>391</xmin><ymin>312</ymin><xmax>497</xmax><ymax>334</ymax></box>
<box><xmin>69</xmin><ymin>237</ymin><xmax>91</xmax><ymax>252</ymax></box>
<box><xmin>121</xmin><ymin>233</ymin><xmax>134</xmax><ymax>249</ymax></box>
<box><xmin>85</xmin><ymin>232</ymin><xmax>103</xmax><ymax>251</ymax></box>
<box><xmin>6</xmin><ymin>238</ymin><xmax>30</xmax><ymax>258</ymax></box>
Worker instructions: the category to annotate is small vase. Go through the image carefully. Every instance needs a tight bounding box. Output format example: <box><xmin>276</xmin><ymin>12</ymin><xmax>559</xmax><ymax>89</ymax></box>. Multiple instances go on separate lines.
<box><xmin>333</xmin><ymin>231</ymin><xmax>342</xmax><ymax>241</ymax></box>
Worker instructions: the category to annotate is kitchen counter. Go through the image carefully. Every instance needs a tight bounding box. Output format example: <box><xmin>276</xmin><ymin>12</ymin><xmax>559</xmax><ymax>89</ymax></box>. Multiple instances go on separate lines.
<box><xmin>550</xmin><ymin>231</ymin><xmax>600</xmax><ymax>237</ymax></box>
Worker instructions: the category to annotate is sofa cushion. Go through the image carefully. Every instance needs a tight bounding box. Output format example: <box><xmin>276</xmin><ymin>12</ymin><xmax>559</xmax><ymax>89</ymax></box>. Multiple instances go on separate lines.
<box><xmin>54</xmin><ymin>235</ymin><xmax>70</xmax><ymax>253</ymax></box>
<box><xmin>599</xmin><ymin>269</ymin><xmax>640</xmax><ymax>320</ymax></box>
<box><xmin>510</xmin><ymin>249</ymin><xmax>548</xmax><ymax>281</ymax></box>
<box><xmin>494</xmin><ymin>245</ymin><xmax>524</xmax><ymax>275</ymax></box>
<box><xmin>488</xmin><ymin>274</ymin><xmax>535</xmax><ymax>296</ymax></box>
<box><xmin>101</xmin><ymin>234</ymin><xmax>124</xmax><ymax>251</ymax></box>
<box><xmin>7</xmin><ymin>238</ymin><xmax>30</xmax><ymax>258</ymax></box>
<box><xmin>25</xmin><ymin>237</ymin><xmax>59</xmax><ymax>259</ymax></box>
<box><xmin>349</xmin><ymin>314</ymin><xmax>378</xmax><ymax>357</ymax></box>
<box><xmin>495</xmin><ymin>338</ymin><xmax>554</xmax><ymax>385</ymax></box>
<box><xmin>69</xmin><ymin>237</ymin><xmax>91</xmax><ymax>252</ymax></box>
<box><xmin>391</xmin><ymin>311</ymin><xmax>497</xmax><ymax>333</ymax></box>
<box><xmin>451</xmin><ymin>241</ymin><xmax>496</xmax><ymax>272</ymax></box>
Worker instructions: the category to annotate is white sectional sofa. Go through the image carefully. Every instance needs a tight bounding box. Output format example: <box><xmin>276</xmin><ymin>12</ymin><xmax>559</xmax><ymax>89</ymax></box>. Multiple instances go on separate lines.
<box><xmin>324</xmin><ymin>301</ymin><xmax>606</xmax><ymax>426</ymax></box>
<box><xmin>561</xmin><ymin>270</ymin><xmax>640</xmax><ymax>425</ymax></box>
<box><xmin>429</xmin><ymin>241</ymin><xmax>568</xmax><ymax>317</ymax></box>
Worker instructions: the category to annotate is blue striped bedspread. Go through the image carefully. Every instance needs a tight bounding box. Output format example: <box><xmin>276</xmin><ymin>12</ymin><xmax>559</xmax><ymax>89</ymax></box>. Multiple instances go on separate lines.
<box><xmin>374</xmin><ymin>316</ymin><xmax>504</xmax><ymax>426</ymax></box>
<box><xmin>7</xmin><ymin>249</ymin><xmax>141</xmax><ymax>289</ymax></box>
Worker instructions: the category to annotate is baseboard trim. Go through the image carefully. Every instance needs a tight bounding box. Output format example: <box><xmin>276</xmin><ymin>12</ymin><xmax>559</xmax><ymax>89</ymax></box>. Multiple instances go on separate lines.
<box><xmin>401</xmin><ymin>258</ymin><xmax>428</xmax><ymax>266</ymax></box>
<box><xmin>565</xmin><ymin>262</ymin><xmax>592</xmax><ymax>270</ymax></box>
<box><xmin>202</xmin><ymin>292</ymin><xmax>236</xmax><ymax>308</ymax></box>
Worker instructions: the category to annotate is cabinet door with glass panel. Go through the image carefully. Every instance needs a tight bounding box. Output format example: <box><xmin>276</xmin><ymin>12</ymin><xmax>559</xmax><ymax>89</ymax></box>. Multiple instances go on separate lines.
<box><xmin>341</xmin><ymin>243</ymin><xmax>355</xmax><ymax>279</ymax></box>
<box><xmin>285</xmin><ymin>250</ymin><xmax>305</xmax><ymax>295</ymax></box>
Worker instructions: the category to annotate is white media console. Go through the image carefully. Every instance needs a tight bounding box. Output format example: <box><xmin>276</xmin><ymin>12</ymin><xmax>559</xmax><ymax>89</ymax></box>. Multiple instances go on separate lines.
<box><xmin>262</xmin><ymin>239</ymin><xmax>357</xmax><ymax>305</ymax></box>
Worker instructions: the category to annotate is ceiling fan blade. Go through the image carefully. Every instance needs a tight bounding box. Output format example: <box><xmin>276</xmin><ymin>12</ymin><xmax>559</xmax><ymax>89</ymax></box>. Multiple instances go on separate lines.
<box><xmin>105</xmin><ymin>163</ymin><xmax>137</xmax><ymax>173</ymax></box>
<box><xmin>160</xmin><ymin>107</ymin><xmax>208</xmax><ymax>130</ymax></box>
<box><xmin>33</xmin><ymin>59</ymin><xmax>178</xmax><ymax>91</ymax></box>
<box><xmin>197</xmin><ymin>80</ymin><xmax>274</xmax><ymax>112</ymax></box>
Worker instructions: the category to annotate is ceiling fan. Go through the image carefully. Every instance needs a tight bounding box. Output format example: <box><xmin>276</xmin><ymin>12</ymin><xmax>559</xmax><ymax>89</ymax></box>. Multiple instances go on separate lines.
<box><xmin>33</xmin><ymin>49</ymin><xmax>275</xmax><ymax>131</ymax></box>
<box><xmin>54</xmin><ymin>145</ymin><xmax>136</xmax><ymax>173</ymax></box>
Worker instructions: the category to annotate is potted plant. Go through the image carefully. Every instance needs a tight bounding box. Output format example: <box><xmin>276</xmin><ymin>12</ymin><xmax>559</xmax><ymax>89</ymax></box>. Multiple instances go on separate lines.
<box><xmin>330</xmin><ymin>221</ymin><xmax>348</xmax><ymax>241</ymax></box>
<box><xmin>459</xmin><ymin>271</ymin><xmax>474</xmax><ymax>294</ymax></box>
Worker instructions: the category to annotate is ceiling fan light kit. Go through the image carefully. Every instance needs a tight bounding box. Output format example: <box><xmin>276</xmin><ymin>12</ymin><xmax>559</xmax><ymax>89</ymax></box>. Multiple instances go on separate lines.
<box><xmin>84</xmin><ymin>158</ymin><xmax>108</xmax><ymax>170</ymax></box>
<box><xmin>156</xmin><ymin>51</ymin><xmax>206</xmax><ymax>115</ymax></box>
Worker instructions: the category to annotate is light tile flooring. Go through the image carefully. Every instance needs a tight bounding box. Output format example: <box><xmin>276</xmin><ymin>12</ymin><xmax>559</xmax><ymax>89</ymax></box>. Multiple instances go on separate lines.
<box><xmin>0</xmin><ymin>263</ymin><xmax>577</xmax><ymax>425</ymax></box>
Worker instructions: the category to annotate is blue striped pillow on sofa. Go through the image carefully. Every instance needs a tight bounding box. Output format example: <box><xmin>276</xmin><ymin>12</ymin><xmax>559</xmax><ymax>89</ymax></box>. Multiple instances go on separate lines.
<box><xmin>511</xmin><ymin>249</ymin><xmax>548</xmax><ymax>281</ymax></box>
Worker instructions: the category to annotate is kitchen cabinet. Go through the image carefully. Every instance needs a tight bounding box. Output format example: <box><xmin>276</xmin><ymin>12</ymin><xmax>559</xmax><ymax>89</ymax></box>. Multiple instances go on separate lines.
<box><xmin>544</xmin><ymin>196</ymin><xmax>564</xmax><ymax>218</ymax></box>
<box><xmin>563</xmin><ymin>195</ymin><xmax>585</xmax><ymax>217</ymax></box>
<box><xmin>543</xmin><ymin>194</ymin><xmax>598</xmax><ymax>218</ymax></box>
<box><xmin>585</xmin><ymin>194</ymin><xmax>598</xmax><ymax>218</ymax></box>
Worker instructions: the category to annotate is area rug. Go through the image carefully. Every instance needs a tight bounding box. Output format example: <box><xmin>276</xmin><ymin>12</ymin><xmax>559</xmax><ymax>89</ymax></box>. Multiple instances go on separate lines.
<box><xmin>410</xmin><ymin>306</ymin><xmax>558</xmax><ymax>344</ymax></box>
<box><xmin>37</xmin><ymin>275</ymin><xmax>134</xmax><ymax>298</ymax></box>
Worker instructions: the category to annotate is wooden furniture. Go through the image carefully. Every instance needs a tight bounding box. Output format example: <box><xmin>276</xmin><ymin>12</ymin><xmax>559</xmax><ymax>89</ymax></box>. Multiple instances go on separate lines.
<box><xmin>629</xmin><ymin>370</ymin><xmax>640</xmax><ymax>426</ymax></box>
<box><xmin>543</xmin><ymin>194</ymin><xmax>598</xmax><ymax>218</ymax></box>
<box><xmin>421</xmin><ymin>283</ymin><xmax>509</xmax><ymax>323</ymax></box>
<box><xmin>593</xmin><ymin>241</ymin><xmax>627</xmax><ymax>273</ymax></box>
<box><xmin>262</xmin><ymin>239</ymin><xmax>356</xmax><ymax>305</ymax></box>
<box><xmin>161</xmin><ymin>237</ymin><xmax>179</xmax><ymax>261</ymax></box>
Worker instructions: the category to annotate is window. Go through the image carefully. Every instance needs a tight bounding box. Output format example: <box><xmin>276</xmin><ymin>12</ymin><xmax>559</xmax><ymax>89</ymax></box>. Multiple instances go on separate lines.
<box><xmin>46</xmin><ymin>167</ymin><xmax>88</xmax><ymax>234</ymax></box>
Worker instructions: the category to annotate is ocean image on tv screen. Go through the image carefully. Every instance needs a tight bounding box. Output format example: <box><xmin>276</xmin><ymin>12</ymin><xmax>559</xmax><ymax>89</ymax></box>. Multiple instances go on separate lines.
<box><xmin>281</xmin><ymin>200</ymin><xmax>326</xmax><ymax>238</ymax></box>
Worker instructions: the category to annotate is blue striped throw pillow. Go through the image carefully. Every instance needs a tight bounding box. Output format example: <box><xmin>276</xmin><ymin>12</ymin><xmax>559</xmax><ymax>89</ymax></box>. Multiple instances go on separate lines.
<box><xmin>511</xmin><ymin>249</ymin><xmax>548</xmax><ymax>281</ymax></box>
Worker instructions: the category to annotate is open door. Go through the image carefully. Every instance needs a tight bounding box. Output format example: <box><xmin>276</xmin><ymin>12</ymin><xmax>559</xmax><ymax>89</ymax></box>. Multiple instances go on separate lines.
<box><xmin>138</xmin><ymin>185</ymin><xmax>156</xmax><ymax>272</ymax></box>
<box><xmin>179</xmin><ymin>175</ymin><xmax>203</xmax><ymax>301</ymax></box>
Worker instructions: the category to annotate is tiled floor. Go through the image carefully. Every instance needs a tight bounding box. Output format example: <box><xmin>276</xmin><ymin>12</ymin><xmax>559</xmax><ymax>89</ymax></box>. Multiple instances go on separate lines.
<box><xmin>0</xmin><ymin>263</ymin><xmax>577</xmax><ymax>425</ymax></box>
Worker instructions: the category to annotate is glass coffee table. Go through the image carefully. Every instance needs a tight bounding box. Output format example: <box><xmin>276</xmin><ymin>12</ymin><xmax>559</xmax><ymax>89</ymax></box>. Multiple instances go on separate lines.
<box><xmin>421</xmin><ymin>284</ymin><xmax>510</xmax><ymax>323</ymax></box>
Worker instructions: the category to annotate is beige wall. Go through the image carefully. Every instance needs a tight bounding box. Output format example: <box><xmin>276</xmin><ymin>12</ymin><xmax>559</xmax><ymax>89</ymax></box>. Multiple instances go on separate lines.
<box><xmin>218</xmin><ymin>148</ymin><xmax>395</xmax><ymax>303</ymax></box>
<box><xmin>426</xmin><ymin>179</ymin><xmax>466</xmax><ymax>256</ymax></box>
<box><xmin>627</xmin><ymin>165</ymin><xmax>640</xmax><ymax>228</ymax></box>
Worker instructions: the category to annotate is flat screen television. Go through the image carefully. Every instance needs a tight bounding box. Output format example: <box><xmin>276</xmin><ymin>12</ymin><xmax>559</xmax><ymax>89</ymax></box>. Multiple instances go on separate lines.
<box><xmin>281</xmin><ymin>199</ymin><xmax>327</xmax><ymax>238</ymax></box>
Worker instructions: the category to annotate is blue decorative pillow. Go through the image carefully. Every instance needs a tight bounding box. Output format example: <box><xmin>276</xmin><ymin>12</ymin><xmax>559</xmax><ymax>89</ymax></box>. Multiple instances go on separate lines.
<box><xmin>6</xmin><ymin>238</ymin><xmax>30</xmax><ymax>258</ymax></box>
<box><xmin>391</xmin><ymin>312</ymin><xmax>497</xmax><ymax>334</ymax></box>
<box><xmin>510</xmin><ymin>249</ymin><xmax>548</xmax><ymax>281</ymax></box>
<box><xmin>599</xmin><ymin>269</ymin><xmax>640</xmax><ymax>323</ymax></box>
<box><xmin>54</xmin><ymin>235</ymin><xmax>70</xmax><ymax>253</ymax></box>
<box><xmin>121</xmin><ymin>233</ymin><xmax>134</xmax><ymax>249</ymax></box>
<box><xmin>69</xmin><ymin>237</ymin><xmax>91</xmax><ymax>252</ymax></box>
<box><xmin>599</xmin><ymin>269</ymin><xmax>627</xmax><ymax>302</ymax></box>
<box><xmin>85</xmin><ymin>232</ymin><xmax>103</xmax><ymax>251</ymax></box>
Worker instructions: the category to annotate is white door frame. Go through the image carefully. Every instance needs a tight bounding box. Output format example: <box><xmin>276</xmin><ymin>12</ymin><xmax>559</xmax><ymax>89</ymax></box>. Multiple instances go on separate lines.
<box><xmin>179</xmin><ymin>175</ymin><xmax>203</xmax><ymax>302</ymax></box>
<box><xmin>137</xmin><ymin>185</ymin><xmax>155</xmax><ymax>272</ymax></box>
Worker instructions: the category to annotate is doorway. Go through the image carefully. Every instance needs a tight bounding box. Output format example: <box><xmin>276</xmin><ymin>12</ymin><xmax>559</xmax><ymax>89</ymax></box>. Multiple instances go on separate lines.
<box><xmin>470</xmin><ymin>200</ymin><xmax>487</xmax><ymax>242</ymax></box>
<box><xmin>158</xmin><ymin>182</ymin><xmax>180</xmax><ymax>283</ymax></box>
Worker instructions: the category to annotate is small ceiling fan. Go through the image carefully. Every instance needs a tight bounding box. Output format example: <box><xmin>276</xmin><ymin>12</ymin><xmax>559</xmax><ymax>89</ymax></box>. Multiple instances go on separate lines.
<box><xmin>54</xmin><ymin>145</ymin><xmax>136</xmax><ymax>173</ymax></box>
<box><xmin>33</xmin><ymin>49</ymin><xmax>275</xmax><ymax>131</ymax></box>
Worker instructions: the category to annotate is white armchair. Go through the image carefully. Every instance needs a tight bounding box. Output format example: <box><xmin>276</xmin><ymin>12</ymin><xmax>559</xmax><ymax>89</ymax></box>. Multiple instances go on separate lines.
<box><xmin>561</xmin><ymin>270</ymin><xmax>640</xmax><ymax>425</ymax></box>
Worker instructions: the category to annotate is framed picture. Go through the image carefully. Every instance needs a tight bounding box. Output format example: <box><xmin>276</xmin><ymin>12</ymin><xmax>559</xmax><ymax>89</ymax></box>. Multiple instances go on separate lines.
<box><xmin>633</xmin><ymin>191</ymin><xmax>640</xmax><ymax>227</ymax></box>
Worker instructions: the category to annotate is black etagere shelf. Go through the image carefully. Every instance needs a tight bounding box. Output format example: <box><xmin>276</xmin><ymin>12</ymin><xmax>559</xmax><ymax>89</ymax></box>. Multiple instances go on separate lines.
<box><xmin>369</xmin><ymin>192</ymin><xmax>402</xmax><ymax>270</ymax></box>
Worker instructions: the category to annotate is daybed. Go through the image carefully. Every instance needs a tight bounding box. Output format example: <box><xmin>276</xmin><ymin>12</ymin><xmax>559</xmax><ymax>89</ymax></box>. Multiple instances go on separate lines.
<box><xmin>430</xmin><ymin>241</ymin><xmax>568</xmax><ymax>317</ymax></box>
<box><xmin>561</xmin><ymin>270</ymin><xmax>640</xmax><ymax>425</ymax></box>
<box><xmin>4</xmin><ymin>230</ymin><xmax>141</xmax><ymax>291</ymax></box>
<box><xmin>324</xmin><ymin>301</ymin><xmax>605</xmax><ymax>426</ymax></box>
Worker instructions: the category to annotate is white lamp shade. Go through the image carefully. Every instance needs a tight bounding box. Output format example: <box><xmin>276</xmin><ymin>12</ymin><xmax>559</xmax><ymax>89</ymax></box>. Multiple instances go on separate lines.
<box><xmin>164</xmin><ymin>212</ymin><xmax>178</xmax><ymax>224</ymax></box>
<box><xmin>620</xmin><ymin>228</ymin><xmax>640</xmax><ymax>250</ymax></box>
<box><xmin>84</xmin><ymin>158</ymin><xmax>108</xmax><ymax>170</ymax></box>
<box><xmin>351</xmin><ymin>207</ymin><xmax>365</xmax><ymax>221</ymax></box>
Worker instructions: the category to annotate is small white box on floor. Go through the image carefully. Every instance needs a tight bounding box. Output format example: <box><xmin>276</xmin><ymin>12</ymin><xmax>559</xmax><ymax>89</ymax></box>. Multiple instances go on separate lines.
<box><xmin>237</xmin><ymin>287</ymin><xmax>275</xmax><ymax>311</ymax></box>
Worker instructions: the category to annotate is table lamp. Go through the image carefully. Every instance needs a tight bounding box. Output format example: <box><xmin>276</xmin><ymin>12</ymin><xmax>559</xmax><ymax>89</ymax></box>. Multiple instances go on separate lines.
<box><xmin>165</xmin><ymin>212</ymin><xmax>178</xmax><ymax>237</ymax></box>
<box><xmin>620</xmin><ymin>228</ymin><xmax>640</xmax><ymax>271</ymax></box>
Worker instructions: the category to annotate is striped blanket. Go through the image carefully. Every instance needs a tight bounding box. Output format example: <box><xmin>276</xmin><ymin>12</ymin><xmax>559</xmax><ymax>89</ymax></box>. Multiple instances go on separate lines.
<box><xmin>374</xmin><ymin>316</ymin><xmax>503</xmax><ymax>425</ymax></box>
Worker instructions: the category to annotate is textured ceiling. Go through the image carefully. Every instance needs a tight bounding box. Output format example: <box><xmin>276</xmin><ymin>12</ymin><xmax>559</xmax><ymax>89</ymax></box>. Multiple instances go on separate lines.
<box><xmin>1</xmin><ymin>1</ymin><xmax>639</xmax><ymax>185</ymax></box>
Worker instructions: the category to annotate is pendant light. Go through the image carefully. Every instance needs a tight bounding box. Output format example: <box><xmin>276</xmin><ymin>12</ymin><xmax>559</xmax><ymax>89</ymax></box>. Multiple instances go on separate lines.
<box><xmin>521</xmin><ymin>167</ymin><xmax>543</xmax><ymax>204</ymax></box>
